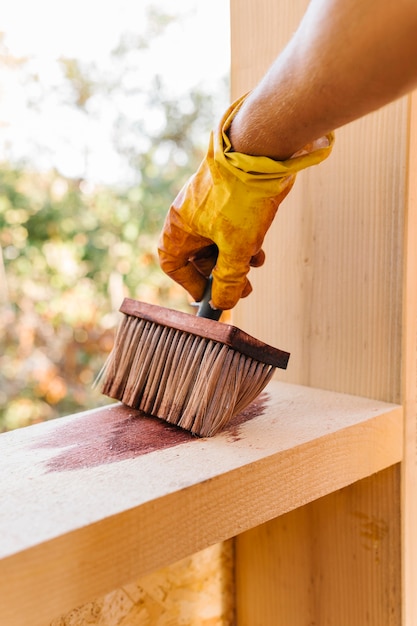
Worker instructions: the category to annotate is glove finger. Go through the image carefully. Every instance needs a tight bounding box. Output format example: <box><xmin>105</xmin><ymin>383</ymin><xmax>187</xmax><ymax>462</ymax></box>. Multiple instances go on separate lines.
<box><xmin>240</xmin><ymin>278</ymin><xmax>253</xmax><ymax>299</ymax></box>
<box><xmin>249</xmin><ymin>249</ymin><xmax>266</xmax><ymax>268</ymax></box>
<box><xmin>190</xmin><ymin>244</ymin><xmax>219</xmax><ymax>279</ymax></box>
<box><xmin>158</xmin><ymin>248</ymin><xmax>208</xmax><ymax>303</ymax></box>
<box><xmin>158</xmin><ymin>216</ymin><xmax>213</xmax><ymax>302</ymax></box>
<box><xmin>210</xmin><ymin>252</ymin><xmax>252</xmax><ymax>310</ymax></box>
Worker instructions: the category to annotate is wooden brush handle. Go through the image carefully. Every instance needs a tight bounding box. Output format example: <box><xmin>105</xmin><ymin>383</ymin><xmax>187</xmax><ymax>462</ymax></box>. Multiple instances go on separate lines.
<box><xmin>197</xmin><ymin>277</ymin><xmax>222</xmax><ymax>321</ymax></box>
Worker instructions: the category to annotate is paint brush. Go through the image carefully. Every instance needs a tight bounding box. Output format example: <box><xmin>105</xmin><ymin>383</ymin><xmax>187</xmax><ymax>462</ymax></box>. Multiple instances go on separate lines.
<box><xmin>95</xmin><ymin>281</ymin><xmax>290</xmax><ymax>437</ymax></box>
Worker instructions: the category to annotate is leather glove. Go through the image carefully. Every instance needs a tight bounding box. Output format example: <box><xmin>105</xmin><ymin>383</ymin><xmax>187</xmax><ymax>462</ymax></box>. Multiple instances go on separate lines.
<box><xmin>158</xmin><ymin>94</ymin><xmax>334</xmax><ymax>310</ymax></box>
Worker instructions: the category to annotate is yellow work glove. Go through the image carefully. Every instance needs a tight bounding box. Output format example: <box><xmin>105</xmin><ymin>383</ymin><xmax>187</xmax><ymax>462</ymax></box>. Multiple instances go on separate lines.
<box><xmin>158</xmin><ymin>94</ymin><xmax>334</xmax><ymax>311</ymax></box>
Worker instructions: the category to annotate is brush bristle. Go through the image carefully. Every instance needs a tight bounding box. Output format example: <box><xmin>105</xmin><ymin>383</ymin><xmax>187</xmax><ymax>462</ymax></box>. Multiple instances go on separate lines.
<box><xmin>96</xmin><ymin>314</ymin><xmax>276</xmax><ymax>437</ymax></box>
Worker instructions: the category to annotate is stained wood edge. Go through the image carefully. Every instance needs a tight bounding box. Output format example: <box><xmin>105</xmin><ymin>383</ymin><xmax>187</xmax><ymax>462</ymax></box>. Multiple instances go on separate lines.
<box><xmin>120</xmin><ymin>298</ymin><xmax>290</xmax><ymax>369</ymax></box>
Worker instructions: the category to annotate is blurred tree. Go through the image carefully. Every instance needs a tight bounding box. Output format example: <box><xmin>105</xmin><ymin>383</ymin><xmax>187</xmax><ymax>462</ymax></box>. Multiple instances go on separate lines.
<box><xmin>0</xmin><ymin>162</ymin><xmax>191</xmax><ymax>432</ymax></box>
<box><xmin>0</xmin><ymin>7</ymin><xmax>229</xmax><ymax>431</ymax></box>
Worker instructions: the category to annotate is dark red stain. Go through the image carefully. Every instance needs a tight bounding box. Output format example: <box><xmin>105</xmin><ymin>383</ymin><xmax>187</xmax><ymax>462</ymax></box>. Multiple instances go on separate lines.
<box><xmin>35</xmin><ymin>393</ymin><xmax>269</xmax><ymax>473</ymax></box>
<box><xmin>224</xmin><ymin>395</ymin><xmax>268</xmax><ymax>443</ymax></box>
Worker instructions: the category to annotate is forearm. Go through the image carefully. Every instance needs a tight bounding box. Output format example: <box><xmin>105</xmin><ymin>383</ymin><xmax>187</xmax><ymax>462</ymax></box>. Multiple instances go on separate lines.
<box><xmin>229</xmin><ymin>0</ymin><xmax>417</xmax><ymax>160</ymax></box>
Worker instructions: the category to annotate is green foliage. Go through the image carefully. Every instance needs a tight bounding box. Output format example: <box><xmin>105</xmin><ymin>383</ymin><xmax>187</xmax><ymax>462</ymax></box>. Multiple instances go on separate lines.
<box><xmin>0</xmin><ymin>7</ymin><xmax>229</xmax><ymax>432</ymax></box>
<box><xmin>0</xmin><ymin>159</ymin><xmax>195</xmax><ymax>432</ymax></box>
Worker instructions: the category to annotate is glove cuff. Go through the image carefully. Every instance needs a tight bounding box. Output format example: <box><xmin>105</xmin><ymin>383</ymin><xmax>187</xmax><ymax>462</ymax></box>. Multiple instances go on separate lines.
<box><xmin>215</xmin><ymin>94</ymin><xmax>334</xmax><ymax>182</ymax></box>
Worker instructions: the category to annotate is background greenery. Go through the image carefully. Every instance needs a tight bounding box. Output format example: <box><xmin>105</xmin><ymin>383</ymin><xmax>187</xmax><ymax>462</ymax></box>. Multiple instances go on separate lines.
<box><xmin>0</xmin><ymin>8</ymin><xmax>228</xmax><ymax>431</ymax></box>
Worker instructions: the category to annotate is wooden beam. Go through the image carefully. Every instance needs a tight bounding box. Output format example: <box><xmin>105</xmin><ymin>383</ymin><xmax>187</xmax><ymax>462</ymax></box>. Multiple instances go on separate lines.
<box><xmin>0</xmin><ymin>382</ymin><xmax>402</xmax><ymax>626</ymax></box>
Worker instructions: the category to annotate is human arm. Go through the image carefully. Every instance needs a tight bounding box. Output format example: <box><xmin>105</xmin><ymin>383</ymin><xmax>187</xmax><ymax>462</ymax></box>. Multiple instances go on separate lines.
<box><xmin>159</xmin><ymin>0</ymin><xmax>417</xmax><ymax>311</ymax></box>
<box><xmin>158</xmin><ymin>99</ymin><xmax>333</xmax><ymax>311</ymax></box>
<box><xmin>229</xmin><ymin>0</ymin><xmax>417</xmax><ymax>159</ymax></box>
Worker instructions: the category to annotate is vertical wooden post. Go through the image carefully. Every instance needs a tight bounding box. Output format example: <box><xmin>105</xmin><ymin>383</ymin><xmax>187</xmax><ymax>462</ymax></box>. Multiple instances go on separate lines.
<box><xmin>230</xmin><ymin>0</ymin><xmax>415</xmax><ymax>623</ymax></box>
<box><xmin>401</xmin><ymin>91</ymin><xmax>417</xmax><ymax>626</ymax></box>
<box><xmin>235</xmin><ymin>466</ymin><xmax>401</xmax><ymax>626</ymax></box>
<box><xmin>230</xmin><ymin>1</ymin><xmax>406</xmax><ymax>402</ymax></box>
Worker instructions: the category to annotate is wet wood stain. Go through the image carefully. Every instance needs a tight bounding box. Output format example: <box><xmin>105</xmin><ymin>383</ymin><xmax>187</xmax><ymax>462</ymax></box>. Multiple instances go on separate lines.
<box><xmin>35</xmin><ymin>394</ymin><xmax>269</xmax><ymax>473</ymax></box>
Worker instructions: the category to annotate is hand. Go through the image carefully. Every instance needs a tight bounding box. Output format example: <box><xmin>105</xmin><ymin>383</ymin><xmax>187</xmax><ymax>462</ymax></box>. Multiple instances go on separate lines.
<box><xmin>158</xmin><ymin>94</ymin><xmax>334</xmax><ymax>310</ymax></box>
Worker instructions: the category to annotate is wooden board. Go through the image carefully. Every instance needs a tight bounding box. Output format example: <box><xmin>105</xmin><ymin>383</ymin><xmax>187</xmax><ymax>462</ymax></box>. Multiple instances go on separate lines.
<box><xmin>229</xmin><ymin>1</ymin><xmax>416</xmax><ymax>624</ymax></box>
<box><xmin>235</xmin><ymin>465</ymin><xmax>401</xmax><ymax>626</ymax></box>
<box><xmin>0</xmin><ymin>381</ymin><xmax>402</xmax><ymax>626</ymax></box>
<box><xmin>401</xmin><ymin>90</ymin><xmax>417</xmax><ymax>626</ymax></box>
<box><xmin>230</xmin><ymin>0</ymin><xmax>406</xmax><ymax>405</ymax></box>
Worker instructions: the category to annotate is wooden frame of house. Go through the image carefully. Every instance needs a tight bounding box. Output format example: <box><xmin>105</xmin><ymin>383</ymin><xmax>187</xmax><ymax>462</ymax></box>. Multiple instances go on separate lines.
<box><xmin>1</xmin><ymin>1</ymin><xmax>416</xmax><ymax>624</ymax></box>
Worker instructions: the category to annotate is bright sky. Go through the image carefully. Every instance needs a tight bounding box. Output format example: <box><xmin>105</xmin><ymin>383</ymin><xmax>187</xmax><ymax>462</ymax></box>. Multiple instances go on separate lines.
<box><xmin>0</xmin><ymin>0</ymin><xmax>230</xmax><ymax>183</ymax></box>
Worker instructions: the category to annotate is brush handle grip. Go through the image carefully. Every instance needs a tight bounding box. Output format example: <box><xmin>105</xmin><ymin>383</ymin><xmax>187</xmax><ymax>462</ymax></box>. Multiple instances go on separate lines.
<box><xmin>197</xmin><ymin>276</ymin><xmax>222</xmax><ymax>321</ymax></box>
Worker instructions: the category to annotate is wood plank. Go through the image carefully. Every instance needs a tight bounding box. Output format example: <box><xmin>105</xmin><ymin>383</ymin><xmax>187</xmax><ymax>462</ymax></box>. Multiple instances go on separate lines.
<box><xmin>229</xmin><ymin>2</ymin><xmax>409</xmax><ymax>625</ymax></box>
<box><xmin>235</xmin><ymin>465</ymin><xmax>401</xmax><ymax>626</ymax></box>
<box><xmin>230</xmin><ymin>0</ymin><xmax>309</xmax><ymax>98</ymax></box>
<box><xmin>401</xmin><ymin>90</ymin><xmax>417</xmax><ymax>626</ymax></box>
<box><xmin>0</xmin><ymin>381</ymin><xmax>402</xmax><ymax>626</ymax></box>
<box><xmin>230</xmin><ymin>0</ymin><xmax>406</xmax><ymax>404</ymax></box>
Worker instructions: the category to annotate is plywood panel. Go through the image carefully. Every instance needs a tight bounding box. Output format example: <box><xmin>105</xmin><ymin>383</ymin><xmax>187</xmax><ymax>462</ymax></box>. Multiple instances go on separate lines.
<box><xmin>51</xmin><ymin>542</ymin><xmax>235</xmax><ymax>626</ymax></box>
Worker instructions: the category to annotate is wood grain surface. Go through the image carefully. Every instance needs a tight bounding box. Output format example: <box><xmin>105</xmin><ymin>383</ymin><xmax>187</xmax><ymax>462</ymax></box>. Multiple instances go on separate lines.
<box><xmin>0</xmin><ymin>381</ymin><xmax>402</xmax><ymax>626</ymax></box>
